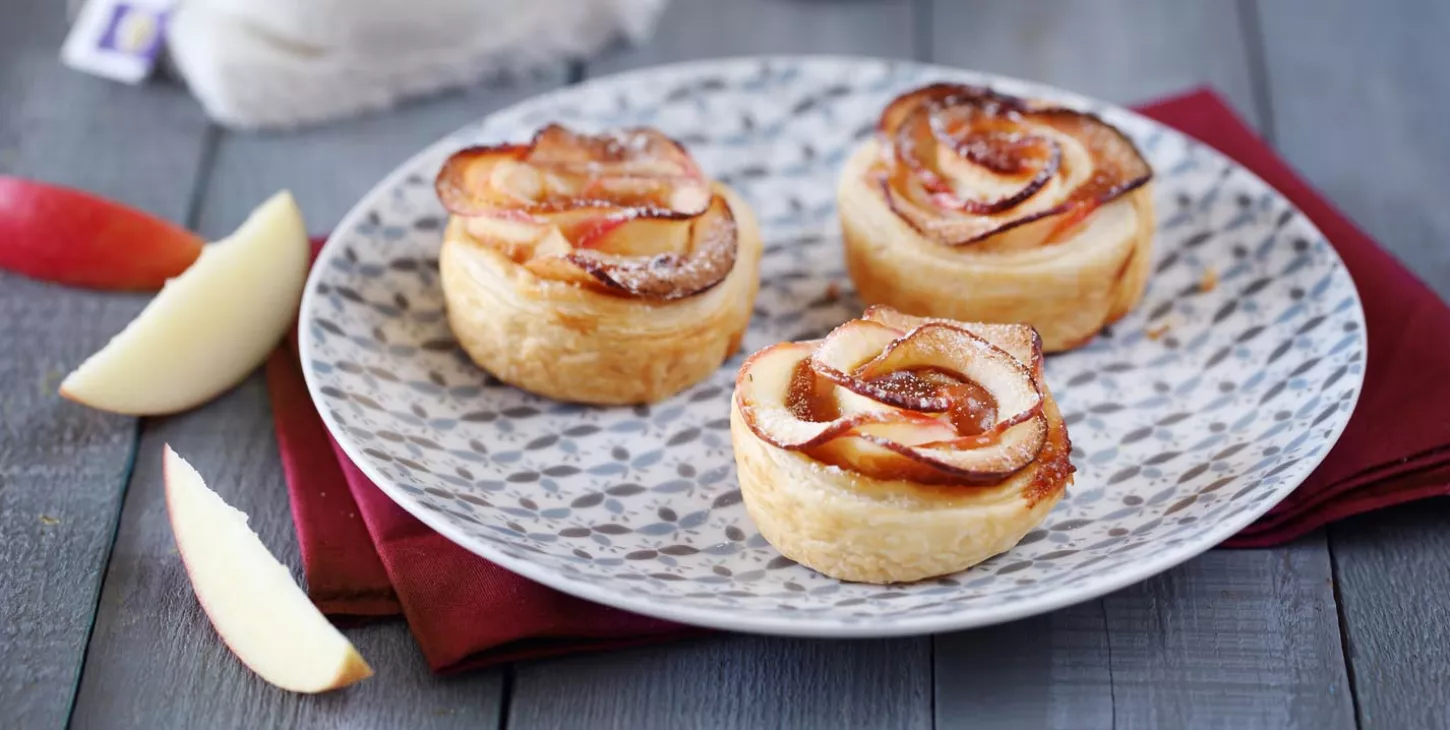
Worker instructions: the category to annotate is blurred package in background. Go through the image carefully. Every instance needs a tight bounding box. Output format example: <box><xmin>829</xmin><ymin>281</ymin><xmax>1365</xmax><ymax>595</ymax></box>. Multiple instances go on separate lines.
<box><xmin>63</xmin><ymin>0</ymin><xmax>177</xmax><ymax>84</ymax></box>
<box><xmin>63</xmin><ymin>0</ymin><xmax>668</xmax><ymax>129</ymax></box>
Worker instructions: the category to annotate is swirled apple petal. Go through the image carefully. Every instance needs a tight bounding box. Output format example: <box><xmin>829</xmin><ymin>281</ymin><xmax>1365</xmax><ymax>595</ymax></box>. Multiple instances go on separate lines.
<box><xmin>876</xmin><ymin>83</ymin><xmax>1152</xmax><ymax>247</ymax></box>
<box><xmin>735</xmin><ymin>307</ymin><xmax>1051</xmax><ymax>486</ymax></box>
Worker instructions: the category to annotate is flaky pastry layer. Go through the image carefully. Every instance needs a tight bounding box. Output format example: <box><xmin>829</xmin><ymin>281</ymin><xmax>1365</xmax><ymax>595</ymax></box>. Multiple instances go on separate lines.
<box><xmin>441</xmin><ymin>184</ymin><xmax>762</xmax><ymax>404</ymax></box>
<box><xmin>729</xmin><ymin>390</ymin><xmax>1069</xmax><ymax>584</ymax></box>
<box><xmin>839</xmin><ymin>141</ymin><xmax>1155</xmax><ymax>352</ymax></box>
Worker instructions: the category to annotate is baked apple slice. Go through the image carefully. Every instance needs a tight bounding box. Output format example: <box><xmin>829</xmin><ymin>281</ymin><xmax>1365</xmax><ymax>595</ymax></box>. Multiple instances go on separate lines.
<box><xmin>437</xmin><ymin>126</ymin><xmax>710</xmax><ymax>218</ymax></box>
<box><xmin>735</xmin><ymin>308</ymin><xmax>1048</xmax><ymax>485</ymax></box>
<box><xmin>876</xmin><ymin>83</ymin><xmax>1152</xmax><ymax>248</ymax></box>
<box><xmin>732</xmin><ymin>306</ymin><xmax>1073</xmax><ymax>583</ymax></box>
<box><xmin>438</xmin><ymin>125</ymin><xmax>736</xmax><ymax>300</ymax></box>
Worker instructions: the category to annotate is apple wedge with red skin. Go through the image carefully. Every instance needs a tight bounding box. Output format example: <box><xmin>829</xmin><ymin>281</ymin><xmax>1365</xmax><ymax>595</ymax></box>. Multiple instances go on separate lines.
<box><xmin>735</xmin><ymin>313</ymin><xmax>1048</xmax><ymax>485</ymax></box>
<box><xmin>0</xmin><ymin>175</ymin><xmax>202</xmax><ymax>290</ymax></box>
<box><xmin>163</xmin><ymin>446</ymin><xmax>372</xmax><ymax>693</ymax></box>
<box><xmin>59</xmin><ymin>191</ymin><xmax>310</xmax><ymax>415</ymax></box>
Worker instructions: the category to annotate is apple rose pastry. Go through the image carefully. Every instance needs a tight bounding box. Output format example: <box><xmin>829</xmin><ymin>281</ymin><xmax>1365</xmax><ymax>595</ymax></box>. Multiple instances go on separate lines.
<box><xmin>436</xmin><ymin>124</ymin><xmax>762</xmax><ymax>404</ymax></box>
<box><xmin>838</xmin><ymin>84</ymin><xmax>1155</xmax><ymax>352</ymax></box>
<box><xmin>730</xmin><ymin>306</ymin><xmax>1073</xmax><ymax>584</ymax></box>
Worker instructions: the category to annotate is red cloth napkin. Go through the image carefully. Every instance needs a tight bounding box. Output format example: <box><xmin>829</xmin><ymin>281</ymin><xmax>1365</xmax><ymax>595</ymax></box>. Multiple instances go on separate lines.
<box><xmin>268</xmin><ymin>88</ymin><xmax>1450</xmax><ymax>670</ymax></box>
<box><xmin>1139</xmin><ymin>89</ymin><xmax>1450</xmax><ymax>546</ymax></box>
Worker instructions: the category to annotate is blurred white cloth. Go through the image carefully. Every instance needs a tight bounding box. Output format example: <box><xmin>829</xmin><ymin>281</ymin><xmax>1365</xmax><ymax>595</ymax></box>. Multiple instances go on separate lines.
<box><xmin>166</xmin><ymin>0</ymin><xmax>668</xmax><ymax>129</ymax></box>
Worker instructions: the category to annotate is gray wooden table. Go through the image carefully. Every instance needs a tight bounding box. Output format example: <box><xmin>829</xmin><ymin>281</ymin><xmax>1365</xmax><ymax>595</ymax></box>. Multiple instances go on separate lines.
<box><xmin>4</xmin><ymin>1</ymin><xmax>1448</xmax><ymax>728</ymax></box>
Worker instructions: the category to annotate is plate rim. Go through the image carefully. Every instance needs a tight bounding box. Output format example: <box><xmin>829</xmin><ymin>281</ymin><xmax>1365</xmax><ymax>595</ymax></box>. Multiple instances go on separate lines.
<box><xmin>299</xmin><ymin>53</ymin><xmax>1367</xmax><ymax>638</ymax></box>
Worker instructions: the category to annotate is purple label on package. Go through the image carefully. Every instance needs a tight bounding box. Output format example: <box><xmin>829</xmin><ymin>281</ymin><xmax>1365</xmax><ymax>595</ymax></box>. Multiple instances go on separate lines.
<box><xmin>97</xmin><ymin>3</ymin><xmax>166</xmax><ymax>59</ymax></box>
<box><xmin>61</xmin><ymin>0</ymin><xmax>177</xmax><ymax>84</ymax></box>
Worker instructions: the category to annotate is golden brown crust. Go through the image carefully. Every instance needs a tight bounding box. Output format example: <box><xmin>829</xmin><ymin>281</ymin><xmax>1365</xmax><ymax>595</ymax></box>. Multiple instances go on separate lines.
<box><xmin>730</xmin><ymin>383</ymin><xmax>1069</xmax><ymax>584</ymax></box>
<box><xmin>729</xmin><ymin>309</ymin><xmax>1072</xmax><ymax>584</ymax></box>
<box><xmin>839</xmin><ymin>140</ymin><xmax>1155</xmax><ymax>352</ymax></box>
<box><xmin>441</xmin><ymin>184</ymin><xmax>762</xmax><ymax>404</ymax></box>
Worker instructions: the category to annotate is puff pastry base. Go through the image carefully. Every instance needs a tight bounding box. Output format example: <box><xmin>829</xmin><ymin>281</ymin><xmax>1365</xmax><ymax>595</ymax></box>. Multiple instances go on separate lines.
<box><xmin>838</xmin><ymin>141</ymin><xmax>1155</xmax><ymax>353</ymax></box>
<box><xmin>440</xmin><ymin>184</ymin><xmax>762</xmax><ymax>405</ymax></box>
<box><xmin>729</xmin><ymin>368</ymin><xmax>1071</xmax><ymax>585</ymax></box>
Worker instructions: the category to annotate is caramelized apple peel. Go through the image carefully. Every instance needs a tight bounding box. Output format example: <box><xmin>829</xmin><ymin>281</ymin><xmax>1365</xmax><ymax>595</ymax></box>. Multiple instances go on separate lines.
<box><xmin>875</xmin><ymin>84</ymin><xmax>1152</xmax><ymax>248</ymax></box>
<box><xmin>736</xmin><ymin>307</ymin><xmax>1049</xmax><ymax>485</ymax></box>
<box><xmin>436</xmin><ymin>124</ymin><xmax>737</xmax><ymax>300</ymax></box>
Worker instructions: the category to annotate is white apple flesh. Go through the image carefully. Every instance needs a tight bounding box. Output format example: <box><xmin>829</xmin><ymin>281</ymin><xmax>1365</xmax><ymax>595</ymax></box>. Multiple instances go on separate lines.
<box><xmin>163</xmin><ymin>446</ymin><xmax>372</xmax><ymax>693</ymax></box>
<box><xmin>60</xmin><ymin>190</ymin><xmax>310</xmax><ymax>415</ymax></box>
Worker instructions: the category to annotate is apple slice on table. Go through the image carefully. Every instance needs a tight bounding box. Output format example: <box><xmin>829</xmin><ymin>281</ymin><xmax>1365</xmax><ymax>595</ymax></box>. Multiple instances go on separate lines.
<box><xmin>0</xmin><ymin>176</ymin><xmax>203</xmax><ymax>290</ymax></box>
<box><xmin>164</xmin><ymin>446</ymin><xmax>372</xmax><ymax>693</ymax></box>
<box><xmin>60</xmin><ymin>191</ymin><xmax>310</xmax><ymax>415</ymax></box>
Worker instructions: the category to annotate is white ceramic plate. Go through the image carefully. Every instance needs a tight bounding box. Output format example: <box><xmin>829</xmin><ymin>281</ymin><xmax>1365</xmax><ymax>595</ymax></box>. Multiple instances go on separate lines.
<box><xmin>300</xmin><ymin>57</ymin><xmax>1365</xmax><ymax>637</ymax></box>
